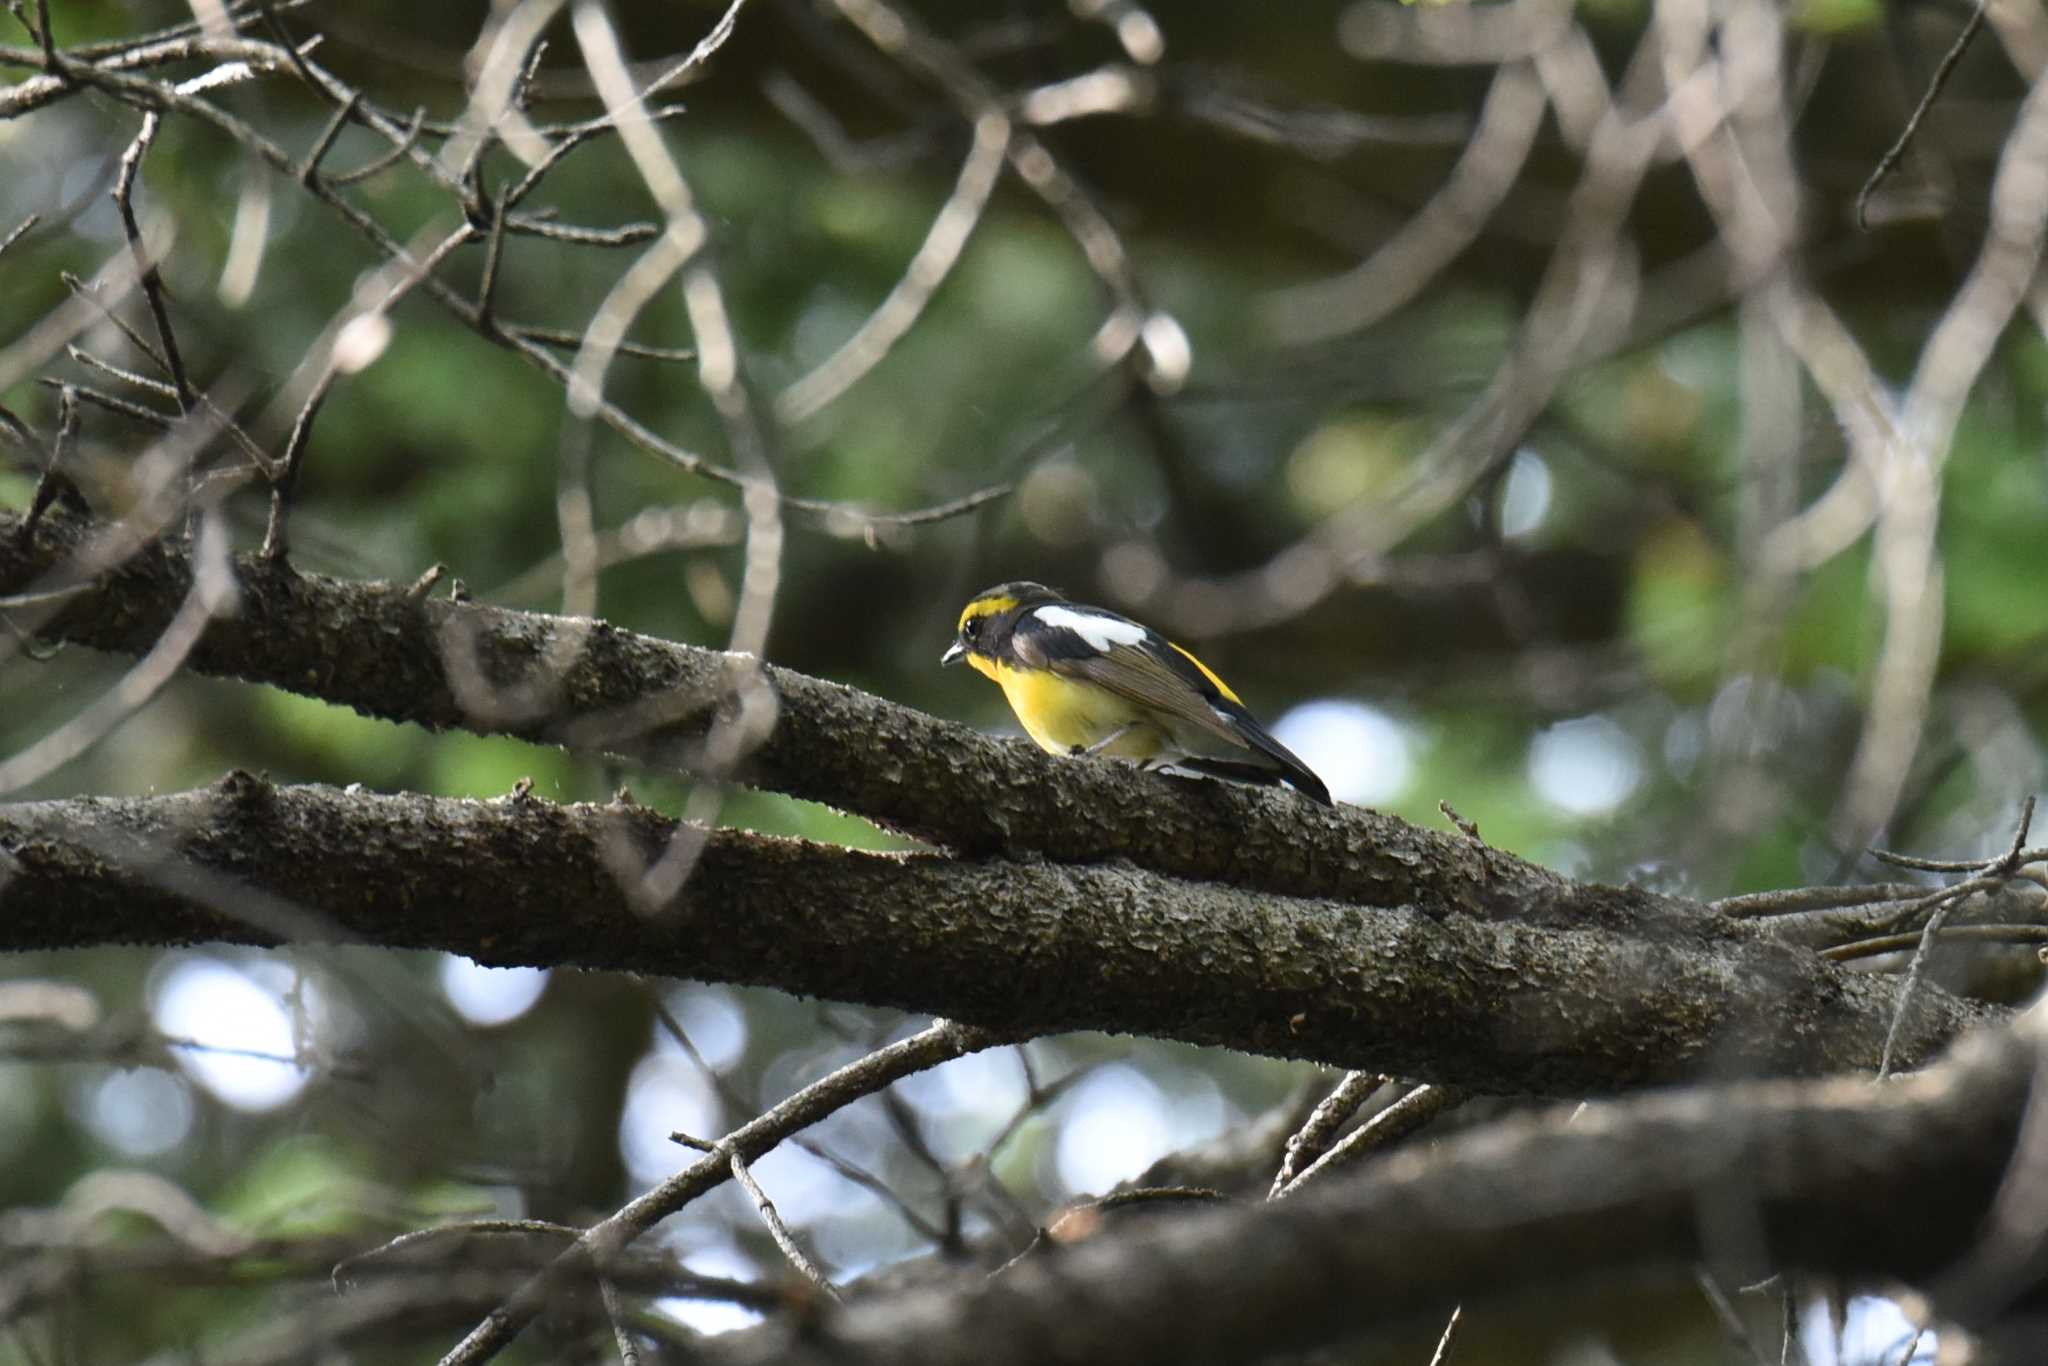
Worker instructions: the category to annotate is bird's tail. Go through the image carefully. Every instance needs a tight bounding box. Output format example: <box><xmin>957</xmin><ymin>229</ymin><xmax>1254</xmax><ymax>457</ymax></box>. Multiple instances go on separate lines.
<box><xmin>1179</xmin><ymin>712</ymin><xmax>1332</xmax><ymax>806</ymax></box>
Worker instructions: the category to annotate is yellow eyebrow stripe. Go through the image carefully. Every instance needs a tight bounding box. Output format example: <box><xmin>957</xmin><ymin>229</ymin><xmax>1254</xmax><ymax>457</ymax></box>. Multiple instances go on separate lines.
<box><xmin>957</xmin><ymin>595</ymin><xmax>1019</xmax><ymax>633</ymax></box>
<box><xmin>1169</xmin><ymin>641</ymin><xmax>1242</xmax><ymax>704</ymax></box>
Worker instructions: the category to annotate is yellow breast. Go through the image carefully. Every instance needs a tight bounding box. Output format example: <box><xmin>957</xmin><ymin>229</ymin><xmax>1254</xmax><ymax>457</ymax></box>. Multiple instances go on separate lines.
<box><xmin>972</xmin><ymin>657</ymin><xmax>1166</xmax><ymax>760</ymax></box>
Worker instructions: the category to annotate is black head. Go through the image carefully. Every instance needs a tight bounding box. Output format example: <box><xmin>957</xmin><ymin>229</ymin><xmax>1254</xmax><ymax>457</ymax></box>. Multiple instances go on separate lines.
<box><xmin>942</xmin><ymin>581</ymin><xmax>1065</xmax><ymax>666</ymax></box>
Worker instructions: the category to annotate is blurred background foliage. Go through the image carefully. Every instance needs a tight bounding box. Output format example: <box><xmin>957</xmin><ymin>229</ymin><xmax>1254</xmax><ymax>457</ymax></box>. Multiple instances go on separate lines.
<box><xmin>0</xmin><ymin>0</ymin><xmax>2042</xmax><ymax>1359</ymax></box>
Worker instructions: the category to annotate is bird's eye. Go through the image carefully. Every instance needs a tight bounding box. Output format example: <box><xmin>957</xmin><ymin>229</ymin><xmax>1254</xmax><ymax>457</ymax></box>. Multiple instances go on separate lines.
<box><xmin>964</xmin><ymin>617</ymin><xmax>982</xmax><ymax>641</ymax></box>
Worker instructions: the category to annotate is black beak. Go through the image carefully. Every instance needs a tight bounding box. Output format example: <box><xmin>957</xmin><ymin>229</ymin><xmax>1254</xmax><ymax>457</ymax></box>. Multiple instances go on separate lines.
<box><xmin>941</xmin><ymin>641</ymin><xmax>965</xmax><ymax>667</ymax></box>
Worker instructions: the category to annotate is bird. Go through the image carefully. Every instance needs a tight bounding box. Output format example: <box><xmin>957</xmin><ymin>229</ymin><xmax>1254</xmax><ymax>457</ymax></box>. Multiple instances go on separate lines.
<box><xmin>941</xmin><ymin>581</ymin><xmax>1332</xmax><ymax>804</ymax></box>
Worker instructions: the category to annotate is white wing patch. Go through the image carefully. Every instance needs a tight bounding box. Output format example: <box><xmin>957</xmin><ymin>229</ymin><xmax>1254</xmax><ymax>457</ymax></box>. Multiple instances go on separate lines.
<box><xmin>1032</xmin><ymin>604</ymin><xmax>1148</xmax><ymax>652</ymax></box>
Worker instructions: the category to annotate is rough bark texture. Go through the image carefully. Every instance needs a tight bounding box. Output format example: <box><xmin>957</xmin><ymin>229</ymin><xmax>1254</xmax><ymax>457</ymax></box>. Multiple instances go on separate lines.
<box><xmin>0</xmin><ymin>779</ymin><xmax>1992</xmax><ymax>1093</ymax></box>
<box><xmin>706</xmin><ymin>1012</ymin><xmax>2046</xmax><ymax>1366</ymax></box>
<box><xmin>1</xmin><ymin>507</ymin><xmax>1671</xmax><ymax>930</ymax></box>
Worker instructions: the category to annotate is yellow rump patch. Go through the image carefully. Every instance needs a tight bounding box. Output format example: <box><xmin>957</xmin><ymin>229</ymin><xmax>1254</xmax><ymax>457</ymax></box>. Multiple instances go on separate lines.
<box><xmin>1169</xmin><ymin>641</ymin><xmax>1242</xmax><ymax>704</ymax></box>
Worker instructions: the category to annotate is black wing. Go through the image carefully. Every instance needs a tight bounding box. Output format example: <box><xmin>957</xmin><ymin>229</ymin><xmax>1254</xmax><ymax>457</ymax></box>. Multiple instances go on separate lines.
<box><xmin>1012</xmin><ymin>608</ymin><xmax>1246</xmax><ymax>750</ymax></box>
<box><xmin>1014</xmin><ymin>607</ymin><xmax>1332</xmax><ymax>804</ymax></box>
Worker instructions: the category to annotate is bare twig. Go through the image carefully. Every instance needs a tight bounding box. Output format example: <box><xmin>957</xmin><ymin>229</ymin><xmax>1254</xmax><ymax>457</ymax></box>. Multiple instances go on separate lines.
<box><xmin>20</xmin><ymin>385</ymin><xmax>79</xmax><ymax>539</ymax></box>
<box><xmin>1427</xmin><ymin>1305</ymin><xmax>1463</xmax><ymax>1366</ymax></box>
<box><xmin>260</xmin><ymin>379</ymin><xmax>330</xmax><ymax>561</ymax></box>
<box><xmin>64</xmin><ymin>343</ymin><xmax>179</xmax><ymax>402</ymax></box>
<box><xmin>327</xmin><ymin>105</ymin><xmax>425</xmax><ymax>185</ymax></box>
<box><xmin>30</xmin><ymin>0</ymin><xmax>57</xmax><ymax>72</ymax></box>
<box><xmin>1714</xmin><ymin>883</ymin><xmax>1930</xmax><ymax>917</ymax></box>
<box><xmin>1824</xmin><ymin>923</ymin><xmax>2048</xmax><ymax>963</ymax></box>
<box><xmin>35</xmin><ymin>376</ymin><xmax>169</xmax><ymax>429</ymax></box>
<box><xmin>111</xmin><ymin>112</ymin><xmax>193</xmax><ymax>416</ymax></box>
<box><xmin>1855</xmin><ymin>0</ymin><xmax>1988</xmax><ymax>229</ymax></box>
<box><xmin>598</xmin><ymin>1276</ymin><xmax>642</xmax><ymax>1366</ymax></box>
<box><xmin>62</xmin><ymin>343</ymin><xmax>271</xmax><ymax>469</ymax></box>
<box><xmin>58</xmin><ymin>270</ymin><xmax>170</xmax><ymax>373</ymax></box>
<box><xmin>730</xmin><ymin>1150</ymin><xmax>843</xmax><ymax>1302</ymax></box>
<box><xmin>1274</xmin><ymin>1083</ymin><xmax>1463</xmax><ymax>1199</ymax></box>
<box><xmin>0</xmin><ymin>212</ymin><xmax>37</xmax><ymax>257</ymax></box>
<box><xmin>437</xmin><ymin>1019</ymin><xmax>1001</xmax><ymax>1365</ymax></box>
<box><xmin>1878</xmin><ymin>799</ymin><xmax>2037</xmax><ymax>1078</ymax></box>
<box><xmin>0</xmin><ymin>30</ymin><xmax>316</xmax><ymax>117</ymax></box>
<box><xmin>473</xmin><ymin>184</ymin><xmax>512</xmax><ymax>336</ymax></box>
<box><xmin>334</xmin><ymin>1219</ymin><xmax>578</xmax><ymax>1289</ymax></box>
<box><xmin>511</xmin><ymin>327</ymin><xmax>694</xmax><ymax>362</ymax></box>
<box><xmin>1268</xmin><ymin>1071</ymin><xmax>1387</xmax><ymax>1199</ymax></box>
<box><xmin>1696</xmin><ymin>1267</ymin><xmax>1773</xmax><ymax>1366</ymax></box>
<box><xmin>296</xmin><ymin>88</ymin><xmax>359</xmax><ymax>183</ymax></box>
<box><xmin>41</xmin><ymin>44</ymin><xmax>1004</xmax><ymax>531</ymax></box>
<box><xmin>0</xmin><ymin>581</ymin><xmax>94</xmax><ymax>612</ymax></box>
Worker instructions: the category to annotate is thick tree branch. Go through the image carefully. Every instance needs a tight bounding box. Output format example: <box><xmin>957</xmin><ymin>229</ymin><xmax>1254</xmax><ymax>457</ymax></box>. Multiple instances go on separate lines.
<box><xmin>0</xmin><ymin>779</ymin><xmax>1992</xmax><ymax>1093</ymax></box>
<box><xmin>704</xmin><ymin>1007</ymin><xmax>2048</xmax><ymax>1366</ymax></box>
<box><xmin>4</xmin><ymin>507</ymin><xmax>1671</xmax><ymax>931</ymax></box>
